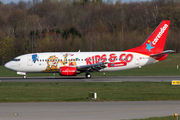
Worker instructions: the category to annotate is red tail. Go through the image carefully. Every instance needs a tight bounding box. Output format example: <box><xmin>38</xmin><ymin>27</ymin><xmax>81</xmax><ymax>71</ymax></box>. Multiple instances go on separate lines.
<box><xmin>125</xmin><ymin>20</ymin><xmax>170</xmax><ymax>56</ymax></box>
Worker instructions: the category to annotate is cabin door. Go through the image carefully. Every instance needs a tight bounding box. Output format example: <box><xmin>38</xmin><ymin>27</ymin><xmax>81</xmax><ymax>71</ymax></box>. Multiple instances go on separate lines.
<box><xmin>27</xmin><ymin>56</ymin><xmax>33</xmax><ymax>66</ymax></box>
<box><xmin>135</xmin><ymin>55</ymin><xmax>140</xmax><ymax>65</ymax></box>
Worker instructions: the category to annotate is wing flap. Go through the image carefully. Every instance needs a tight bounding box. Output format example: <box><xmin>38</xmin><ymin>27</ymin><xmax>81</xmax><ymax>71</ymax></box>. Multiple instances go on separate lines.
<box><xmin>77</xmin><ymin>62</ymin><xmax>107</xmax><ymax>72</ymax></box>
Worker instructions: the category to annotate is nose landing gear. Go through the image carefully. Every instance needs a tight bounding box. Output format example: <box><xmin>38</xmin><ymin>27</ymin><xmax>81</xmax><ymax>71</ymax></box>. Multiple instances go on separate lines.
<box><xmin>17</xmin><ymin>72</ymin><xmax>27</xmax><ymax>79</ymax></box>
<box><xmin>23</xmin><ymin>75</ymin><xmax>27</xmax><ymax>79</ymax></box>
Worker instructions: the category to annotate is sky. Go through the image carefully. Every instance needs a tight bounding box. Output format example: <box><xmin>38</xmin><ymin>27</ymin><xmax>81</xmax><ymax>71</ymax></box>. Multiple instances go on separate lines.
<box><xmin>1</xmin><ymin>0</ymin><xmax>151</xmax><ymax>4</ymax></box>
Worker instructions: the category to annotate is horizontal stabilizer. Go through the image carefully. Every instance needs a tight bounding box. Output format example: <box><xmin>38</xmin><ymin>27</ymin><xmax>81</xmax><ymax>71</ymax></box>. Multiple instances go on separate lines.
<box><xmin>150</xmin><ymin>50</ymin><xmax>174</xmax><ymax>61</ymax></box>
<box><xmin>150</xmin><ymin>50</ymin><xmax>175</xmax><ymax>57</ymax></box>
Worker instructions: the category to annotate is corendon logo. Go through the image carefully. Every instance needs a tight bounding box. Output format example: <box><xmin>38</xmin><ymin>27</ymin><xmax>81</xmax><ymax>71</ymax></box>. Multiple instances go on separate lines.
<box><xmin>108</xmin><ymin>62</ymin><xmax>127</xmax><ymax>67</ymax></box>
<box><xmin>86</xmin><ymin>53</ymin><xmax>133</xmax><ymax>65</ymax></box>
<box><xmin>152</xmin><ymin>24</ymin><xmax>168</xmax><ymax>45</ymax></box>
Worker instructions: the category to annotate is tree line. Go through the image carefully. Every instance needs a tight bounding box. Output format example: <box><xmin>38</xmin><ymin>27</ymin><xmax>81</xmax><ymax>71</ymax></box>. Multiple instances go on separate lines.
<box><xmin>0</xmin><ymin>0</ymin><xmax>180</xmax><ymax>65</ymax></box>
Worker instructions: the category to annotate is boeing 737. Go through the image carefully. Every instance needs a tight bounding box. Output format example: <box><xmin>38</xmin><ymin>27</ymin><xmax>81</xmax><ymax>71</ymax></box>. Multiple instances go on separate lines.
<box><xmin>5</xmin><ymin>20</ymin><xmax>174</xmax><ymax>78</ymax></box>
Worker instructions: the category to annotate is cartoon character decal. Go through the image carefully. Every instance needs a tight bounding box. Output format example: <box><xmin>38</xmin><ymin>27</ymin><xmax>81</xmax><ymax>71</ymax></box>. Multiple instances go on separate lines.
<box><xmin>44</xmin><ymin>53</ymin><xmax>78</xmax><ymax>72</ymax></box>
<box><xmin>32</xmin><ymin>54</ymin><xmax>38</xmax><ymax>63</ymax></box>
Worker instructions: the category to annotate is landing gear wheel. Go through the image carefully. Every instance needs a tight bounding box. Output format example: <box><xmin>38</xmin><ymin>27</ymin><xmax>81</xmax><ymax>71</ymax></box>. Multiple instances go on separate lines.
<box><xmin>86</xmin><ymin>73</ymin><xmax>91</xmax><ymax>78</ymax></box>
<box><xmin>23</xmin><ymin>75</ymin><xmax>27</xmax><ymax>79</ymax></box>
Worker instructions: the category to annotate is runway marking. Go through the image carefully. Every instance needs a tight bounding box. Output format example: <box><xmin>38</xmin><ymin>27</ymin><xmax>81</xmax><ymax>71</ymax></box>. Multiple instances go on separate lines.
<box><xmin>0</xmin><ymin>105</ymin><xmax>180</xmax><ymax>118</ymax></box>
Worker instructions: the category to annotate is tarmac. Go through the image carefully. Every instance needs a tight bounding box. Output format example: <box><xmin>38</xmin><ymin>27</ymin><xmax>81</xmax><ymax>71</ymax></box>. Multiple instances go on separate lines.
<box><xmin>0</xmin><ymin>101</ymin><xmax>180</xmax><ymax>120</ymax></box>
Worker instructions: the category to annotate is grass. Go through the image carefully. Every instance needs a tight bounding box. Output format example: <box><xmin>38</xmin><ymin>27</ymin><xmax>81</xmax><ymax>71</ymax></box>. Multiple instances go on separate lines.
<box><xmin>0</xmin><ymin>82</ymin><xmax>180</xmax><ymax>102</ymax></box>
<box><xmin>0</xmin><ymin>53</ymin><xmax>179</xmax><ymax>77</ymax></box>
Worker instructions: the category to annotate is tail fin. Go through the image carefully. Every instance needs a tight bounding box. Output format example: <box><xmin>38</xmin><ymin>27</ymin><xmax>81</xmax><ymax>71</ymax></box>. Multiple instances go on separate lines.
<box><xmin>125</xmin><ymin>20</ymin><xmax>170</xmax><ymax>56</ymax></box>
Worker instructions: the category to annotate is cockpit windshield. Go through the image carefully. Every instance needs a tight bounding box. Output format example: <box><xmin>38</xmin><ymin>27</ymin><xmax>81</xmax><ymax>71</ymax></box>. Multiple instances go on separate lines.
<box><xmin>12</xmin><ymin>59</ymin><xmax>21</xmax><ymax>62</ymax></box>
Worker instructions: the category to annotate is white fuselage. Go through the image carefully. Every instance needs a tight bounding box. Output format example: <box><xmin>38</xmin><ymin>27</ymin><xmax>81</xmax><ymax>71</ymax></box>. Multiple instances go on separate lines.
<box><xmin>5</xmin><ymin>51</ymin><xmax>157</xmax><ymax>73</ymax></box>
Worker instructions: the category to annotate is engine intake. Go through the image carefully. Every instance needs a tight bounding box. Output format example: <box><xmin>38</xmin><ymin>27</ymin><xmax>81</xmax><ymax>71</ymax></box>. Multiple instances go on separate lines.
<box><xmin>59</xmin><ymin>66</ymin><xmax>80</xmax><ymax>76</ymax></box>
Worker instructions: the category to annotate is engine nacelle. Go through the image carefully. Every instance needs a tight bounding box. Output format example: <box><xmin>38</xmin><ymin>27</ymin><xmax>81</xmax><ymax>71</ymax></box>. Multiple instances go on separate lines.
<box><xmin>59</xmin><ymin>66</ymin><xmax>79</xmax><ymax>76</ymax></box>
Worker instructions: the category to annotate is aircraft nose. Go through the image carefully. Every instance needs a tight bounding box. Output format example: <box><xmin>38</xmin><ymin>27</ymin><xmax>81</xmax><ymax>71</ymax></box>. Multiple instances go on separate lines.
<box><xmin>4</xmin><ymin>62</ymin><xmax>10</xmax><ymax>69</ymax></box>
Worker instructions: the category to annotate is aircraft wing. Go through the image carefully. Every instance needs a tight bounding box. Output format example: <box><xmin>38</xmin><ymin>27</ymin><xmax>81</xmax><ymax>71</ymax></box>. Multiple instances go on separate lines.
<box><xmin>150</xmin><ymin>50</ymin><xmax>174</xmax><ymax>60</ymax></box>
<box><xmin>77</xmin><ymin>62</ymin><xmax>108</xmax><ymax>72</ymax></box>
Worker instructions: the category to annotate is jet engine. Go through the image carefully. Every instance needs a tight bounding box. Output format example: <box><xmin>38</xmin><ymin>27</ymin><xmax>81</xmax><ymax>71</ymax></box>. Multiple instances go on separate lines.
<box><xmin>59</xmin><ymin>66</ymin><xmax>80</xmax><ymax>76</ymax></box>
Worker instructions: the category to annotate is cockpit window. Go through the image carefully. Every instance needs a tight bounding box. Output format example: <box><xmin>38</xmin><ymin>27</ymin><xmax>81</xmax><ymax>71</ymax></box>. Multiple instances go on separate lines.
<box><xmin>12</xmin><ymin>59</ymin><xmax>20</xmax><ymax>62</ymax></box>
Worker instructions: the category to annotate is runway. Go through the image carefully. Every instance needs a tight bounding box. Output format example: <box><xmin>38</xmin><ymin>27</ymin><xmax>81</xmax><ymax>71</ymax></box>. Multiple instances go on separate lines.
<box><xmin>0</xmin><ymin>76</ymin><xmax>180</xmax><ymax>82</ymax></box>
<box><xmin>0</xmin><ymin>101</ymin><xmax>180</xmax><ymax>120</ymax></box>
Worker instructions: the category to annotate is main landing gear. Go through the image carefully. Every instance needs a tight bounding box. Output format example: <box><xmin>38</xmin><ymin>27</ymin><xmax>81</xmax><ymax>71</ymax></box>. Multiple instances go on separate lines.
<box><xmin>85</xmin><ymin>73</ymin><xmax>91</xmax><ymax>78</ymax></box>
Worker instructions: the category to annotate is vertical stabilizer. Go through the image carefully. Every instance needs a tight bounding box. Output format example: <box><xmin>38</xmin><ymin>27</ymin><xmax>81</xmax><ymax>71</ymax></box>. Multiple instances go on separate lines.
<box><xmin>125</xmin><ymin>20</ymin><xmax>170</xmax><ymax>56</ymax></box>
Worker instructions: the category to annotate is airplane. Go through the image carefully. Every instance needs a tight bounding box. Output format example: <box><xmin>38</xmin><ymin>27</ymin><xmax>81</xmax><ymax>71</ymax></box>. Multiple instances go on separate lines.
<box><xmin>4</xmin><ymin>20</ymin><xmax>174</xmax><ymax>79</ymax></box>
